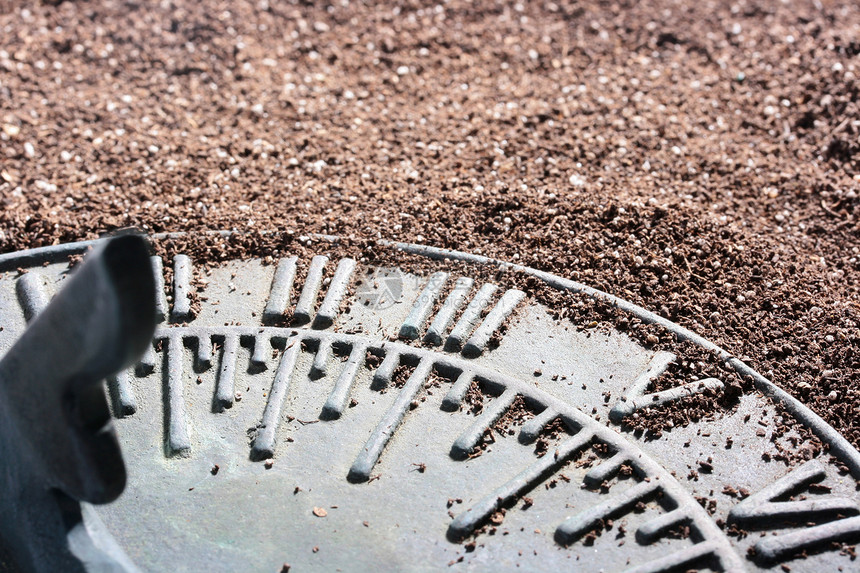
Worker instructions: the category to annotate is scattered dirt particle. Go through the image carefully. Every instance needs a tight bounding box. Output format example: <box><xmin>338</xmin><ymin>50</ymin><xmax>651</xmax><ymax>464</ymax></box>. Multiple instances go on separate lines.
<box><xmin>391</xmin><ymin>364</ymin><xmax>412</xmax><ymax>389</ymax></box>
<box><xmin>463</xmin><ymin>378</ymin><xmax>485</xmax><ymax>416</ymax></box>
<box><xmin>534</xmin><ymin>417</ymin><xmax>568</xmax><ymax>457</ymax></box>
<box><xmin>365</xmin><ymin>350</ymin><xmax>383</xmax><ymax>370</ymax></box>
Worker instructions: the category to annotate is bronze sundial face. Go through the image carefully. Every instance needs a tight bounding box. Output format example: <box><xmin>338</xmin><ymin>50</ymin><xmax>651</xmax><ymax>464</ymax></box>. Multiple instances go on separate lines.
<box><xmin>0</xmin><ymin>236</ymin><xmax>858</xmax><ymax>572</ymax></box>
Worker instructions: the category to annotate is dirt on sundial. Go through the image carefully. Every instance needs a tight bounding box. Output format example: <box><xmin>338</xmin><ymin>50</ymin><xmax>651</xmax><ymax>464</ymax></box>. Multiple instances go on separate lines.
<box><xmin>0</xmin><ymin>0</ymin><xmax>858</xmax><ymax>450</ymax></box>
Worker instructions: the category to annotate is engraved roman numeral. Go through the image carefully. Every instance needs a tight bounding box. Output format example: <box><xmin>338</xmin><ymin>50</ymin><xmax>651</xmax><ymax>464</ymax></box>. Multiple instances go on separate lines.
<box><xmin>609</xmin><ymin>351</ymin><xmax>723</xmax><ymax>424</ymax></box>
<box><xmin>262</xmin><ymin>255</ymin><xmax>355</xmax><ymax>328</ymax></box>
<box><xmin>729</xmin><ymin>460</ymin><xmax>860</xmax><ymax>563</ymax></box>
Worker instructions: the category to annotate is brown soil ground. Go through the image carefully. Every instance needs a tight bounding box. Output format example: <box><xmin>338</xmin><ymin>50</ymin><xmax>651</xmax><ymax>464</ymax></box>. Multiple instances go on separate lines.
<box><xmin>1</xmin><ymin>1</ymin><xmax>858</xmax><ymax>447</ymax></box>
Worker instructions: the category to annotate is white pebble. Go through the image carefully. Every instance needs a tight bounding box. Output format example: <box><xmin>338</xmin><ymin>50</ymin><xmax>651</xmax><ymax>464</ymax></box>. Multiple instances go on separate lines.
<box><xmin>568</xmin><ymin>174</ymin><xmax>586</xmax><ymax>187</ymax></box>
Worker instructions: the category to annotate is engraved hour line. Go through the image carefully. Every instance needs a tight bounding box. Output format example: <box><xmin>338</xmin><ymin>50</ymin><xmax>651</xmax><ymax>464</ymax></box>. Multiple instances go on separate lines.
<box><xmin>250</xmin><ymin>332</ymin><xmax>270</xmax><ymax>371</ymax></box>
<box><xmin>171</xmin><ymin>254</ymin><xmax>193</xmax><ymax>322</ymax></box>
<box><xmin>440</xmin><ymin>369</ymin><xmax>476</xmax><ymax>411</ymax></box>
<box><xmin>372</xmin><ymin>347</ymin><xmax>400</xmax><ymax>389</ymax></box>
<box><xmin>583</xmin><ymin>451</ymin><xmax>632</xmax><ymax>488</ymax></box>
<box><xmin>447</xmin><ymin>430</ymin><xmax>594</xmax><ymax>541</ymax></box>
<box><xmin>165</xmin><ymin>333</ymin><xmax>191</xmax><ymax>454</ymax></box>
<box><xmin>423</xmin><ymin>277</ymin><xmax>474</xmax><ymax>346</ymax></box>
<box><xmin>518</xmin><ymin>407</ymin><xmax>559</xmax><ymax>444</ymax></box>
<box><xmin>555</xmin><ymin>478</ymin><xmax>662</xmax><ymax>544</ymax></box>
<box><xmin>755</xmin><ymin>515</ymin><xmax>860</xmax><ymax>563</ymax></box>
<box><xmin>292</xmin><ymin>255</ymin><xmax>328</xmax><ymax>325</ymax></box>
<box><xmin>215</xmin><ymin>334</ymin><xmax>240</xmax><ymax>410</ymax></box>
<box><xmin>151</xmin><ymin>256</ymin><xmax>168</xmax><ymax>323</ymax></box>
<box><xmin>348</xmin><ymin>357</ymin><xmax>433</xmax><ymax>483</ymax></box>
<box><xmin>321</xmin><ymin>342</ymin><xmax>368</xmax><ymax>419</ymax></box>
<box><xmin>622</xmin><ymin>540</ymin><xmax>722</xmax><ymax>573</ymax></box>
<box><xmin>263</xmin><ymin>256</ymin><xmax>298</xmax><ymax>324</ymax></box>
<box><xmin>636</xmin><ymin>508</ymin><xmax>690</xmax><ymax>545</ymax></box>
<box><xmin>137</xmin><ymin>342</ymin><xmax>157</xmax><ymax>376</ymax></box>
<box><xmin>729</xmin><ymin>460</ymin><xmax>860</xmax><ymax>526</ymax></box>
<box><xmin>16</xmin><ymin>272</ymin><xmax>51</xmax><ymax>322</ymax></box>
<box><xmin>450</xmin><ymin>388</ymin><xmax>519</xmax><ymax>459</ymax></box>
<box><xmin>108</xmin><ymin>369</ymin><xmax>137</xmax><ymax>417</ymax></box>
<box><xmin>399</xmin><ymin>271</ymin><xmax>449</xmax><ymax>340</ymax></box>
<box><xmin>462</xmin><ymin>288</ymin><xmax>525</xmax><ymax>358</ymax></box>
<box><xmin>313</xmin><ymin>257</ymin><xmax>356</xmax><ymax>329</ymax></box>
<box><xmin>310</xmin><ymin>339</ymin><xmax>331</xmax><ymax>379</ymax></box>
<box><xmin>446</xmin><ymin>283</ymin><xmax>499</xmax><ymax>351</ymax></box>
<box><xmin>194</xmin><ymin>335</ymin><xmax>212</xmax><ymax>370</ymax></box>
<box><xmin>251</xmin><ymin>338</ymin><xmax>302</xmax><ymax>459</ymax></box>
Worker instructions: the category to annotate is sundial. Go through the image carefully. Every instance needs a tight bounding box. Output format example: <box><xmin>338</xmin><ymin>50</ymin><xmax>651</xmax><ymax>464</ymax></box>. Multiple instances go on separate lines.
<box><xmin>0</xmin><ymin>234</ymin><xmax>858</xmax><ymax>572</ymax></box>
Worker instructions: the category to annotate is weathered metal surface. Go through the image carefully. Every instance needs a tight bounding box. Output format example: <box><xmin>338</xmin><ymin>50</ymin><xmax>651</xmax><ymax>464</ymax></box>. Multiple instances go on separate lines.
<box><xmin>0</xmin><ymin>236</ymin><xmax>858</xmax><ymax>572</ymax></box>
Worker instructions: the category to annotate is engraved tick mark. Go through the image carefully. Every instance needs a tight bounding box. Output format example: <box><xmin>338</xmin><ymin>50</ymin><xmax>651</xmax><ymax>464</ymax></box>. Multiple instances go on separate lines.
<box><xmin>399</xmin><ymin>271</ymin><xmax>449</xmax><ymax>340</ymax></box>
<box><xmin>170</xmin><ymin>255</ymin><xmax>193</xmax><ymax>323</ymax></box>
<box><xmin>16</xmin><ymin>271</ymin><xmax>51</xmax><ymax>322</ymax></box>
<box><xmin>251</xmin><ymin>339</ymin><xmax>302</xmax><ymax>460</ymax></box>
